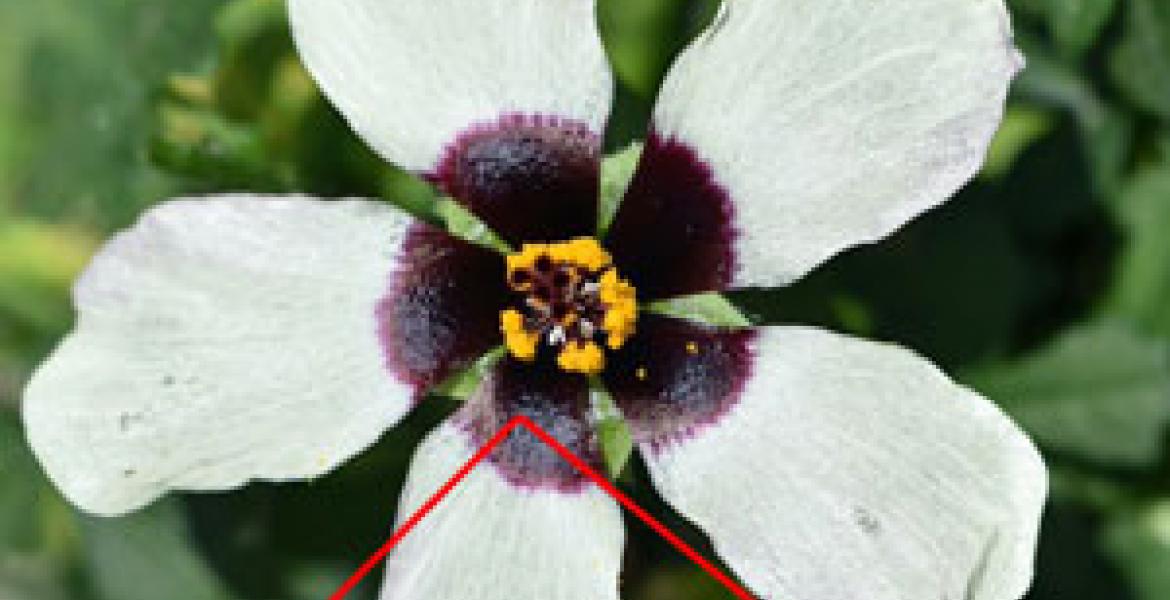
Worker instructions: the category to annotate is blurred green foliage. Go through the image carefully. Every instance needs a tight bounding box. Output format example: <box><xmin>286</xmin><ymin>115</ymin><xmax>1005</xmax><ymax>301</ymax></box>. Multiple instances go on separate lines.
<box><xmin>1</xmin><ymin>0</ymin><xmax>1169</xmax><ymax>598</ymax></box>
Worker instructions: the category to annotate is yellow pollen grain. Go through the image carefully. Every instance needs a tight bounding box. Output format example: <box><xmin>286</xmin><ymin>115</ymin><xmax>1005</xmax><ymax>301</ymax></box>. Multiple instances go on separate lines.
<box><xmin>500</xmin><ymin>309</ymin><xmax>538</xmax><ymax>361</ymax></box>
<box><xmin>557</xmin><ymin>340</ymin><xmax>606</xmax><ymax>375</ymax></box>
<box><xmin>686</xmin><ymin>341</ymin><xmax>699</xmax><ymax>355</ymax></box>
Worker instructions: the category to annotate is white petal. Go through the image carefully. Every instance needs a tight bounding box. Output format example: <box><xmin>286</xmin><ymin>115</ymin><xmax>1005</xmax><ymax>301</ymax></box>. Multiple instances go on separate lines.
<box><xmin>379</xmin><ymin>422</ymin><xmax>624</xmax><ymax>600</ymax></box>
<box><xmin>23</xmin><ymin>196</ymin><xmax>414</xmax><ymax>516</ymax></box>
<box><xmin>289</xmin><ymin>0</ymin><xmax>613</xmax><ymax>172</ymax></box>
<box><xmin>652</xmin><ymin>0</ymin><xmax>1021</xmax><ymax>287</ymax></box>
<box><xmin>643</xmin><ymin>327</ymin><xmax>1046</xmax><ymax>600</ymax></box>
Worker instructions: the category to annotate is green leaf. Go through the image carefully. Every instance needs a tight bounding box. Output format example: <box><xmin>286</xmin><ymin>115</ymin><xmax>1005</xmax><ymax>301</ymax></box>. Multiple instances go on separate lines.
<box><xmin>1016</xmin><ymin>41</ymin><xmax>1132</xmax><ymax>194</ymax></box>
<box><xmin>0</xmin><ymin>558</ymin><xmax>71</xmax><ymax>600</ymax></box>
<box><xmin>646</xmin><ymin>293</ymin><xmax>753</xmax><ymax>328</ymax></box>
<box><xmin>1106</xmin><ymin>167</ymin><xmax>1170</xmax><ymax>338</ymax></box>
<box><xmin>963</xmin><ymin>320</ymin><xmax>1170</xmax><ymax>467</ymax></box>
<box><xmin>1110</xmin><ymin>0</ymin><xmax>1170</xmax><ymax>121</ymax></box>
<box><xmin>0</xmin><ymin>0</ymin><xmax>222</xmax><ymax>229</ymax></box>
<box><xmin>150</xmin><ymin>103</ymin><xmax>280</xmax><ymax>190</ymax></box>
<box><xmin>1046</xmin><ymin>0</ymin><xmax>1119</xmax><ymax>58</ymax></box>
<box><xmin>212</xmin><ymin>0</ymin><xmax>293</xmax><ymax>120</ymax></box>
<box><xmin>982</xmin><ymin>106</ymin><xmax>1056</xmax><ymax>180</ymax></box>
<box><xmin>1104</xmin><ymin>500</ymin><xmax>1170</xmax><ymax>600</ymax></box>
<box><xmin>590</xmin><ymin>383</ymin><xmax>634</xmax><ymax>479</ymax></box>
<box><xmin>80</xmin><ymin>500</ymin><xmax>237</xmax><ymax>600</ymax></box>
<box><xmin>0</xmin><ymin>418</ymin><xmax>45</xmax><ymax>553</ymax></box>
<box><xmin>0</xmin><ymin>218</ymin><xmax>95</xmax><ymax>333</ymax></box>
<box><xmin>598</xmin><ymin>142</ymin><xmax>643</xmax><ymax>235</ymax></box>
<box><xmin>634</xmin><ymin>565</ymin><xmax>736</xmax><ymax>600</ymax></box>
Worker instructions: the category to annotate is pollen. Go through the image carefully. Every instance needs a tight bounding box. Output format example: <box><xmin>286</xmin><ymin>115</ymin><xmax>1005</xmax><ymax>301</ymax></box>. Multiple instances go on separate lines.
<box><xmin>557</xmin><ymin>340</ymin><xmax>606</xmax><ymax>374</ymax></box>
<box><xmin>500</xmin><ymin>309</ymin><xmax>539</xmax><ymax>361</ymax></box>
<box><xmin>499</xmin><ymin>238</ymin><xmax>638</xmax><ymax>375</ymax></box>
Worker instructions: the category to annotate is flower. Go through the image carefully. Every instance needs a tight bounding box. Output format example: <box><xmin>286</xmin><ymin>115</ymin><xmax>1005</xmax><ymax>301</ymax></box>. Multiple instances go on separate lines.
<box><xmin>22</xmin><ymin>0</ymin><xmax>1047</xmax><ymax>599</ymax></box>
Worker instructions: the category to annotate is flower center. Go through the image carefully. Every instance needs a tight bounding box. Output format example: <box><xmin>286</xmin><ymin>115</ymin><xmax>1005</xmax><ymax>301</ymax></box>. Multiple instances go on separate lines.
<box><xmin>500</xmin><ymin>238</ymin><xmax>637</xmax><ymax>375</ymax></box>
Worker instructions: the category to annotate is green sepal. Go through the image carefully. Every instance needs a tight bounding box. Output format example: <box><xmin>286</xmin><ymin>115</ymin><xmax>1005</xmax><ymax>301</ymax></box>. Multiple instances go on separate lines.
<box><xmin>430</xmin><ymin>347</ymin><xmax>506</xmax><ymax>402</ymax></box>
<box><xmin>646</xmin><ymin>292</ymin><xmax>753</xmax><ymax>328</ymax></box>
<box><xmin>590</xmin><ymin>380</ymin><xmax>635</xmax><ymax>480</ymax></box>
<box><xmin>597</xmin><ymin>142</ymin><xmax>644</xmax><ymax>236</ymax></box>
<box><xmin>431</xmin><ymin>198</ymin><xmax>512</xmax><ymax>254</ymax></box>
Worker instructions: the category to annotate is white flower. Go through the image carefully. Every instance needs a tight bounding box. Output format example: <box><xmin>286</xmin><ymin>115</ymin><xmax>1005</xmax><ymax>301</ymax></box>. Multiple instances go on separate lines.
<box><xmin>22</xmin><ymin>1</ymin><xmax>1046</xmax><ymax>599</ymax></box>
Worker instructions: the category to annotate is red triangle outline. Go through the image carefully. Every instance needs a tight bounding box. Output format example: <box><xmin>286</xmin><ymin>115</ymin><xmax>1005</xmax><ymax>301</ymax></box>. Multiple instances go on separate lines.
<box><xmin>329</xmin><ymin>414</ymin><xmax>756</xmax><ymax>599</ymax></box>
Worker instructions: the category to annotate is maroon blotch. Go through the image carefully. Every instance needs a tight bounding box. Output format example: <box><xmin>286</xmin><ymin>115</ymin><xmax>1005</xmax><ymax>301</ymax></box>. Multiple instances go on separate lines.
<box><xmin>455</xmin><ymin>357</ymin><xmax>603</xmax><ymax>493</ymax></box>
<box><xmin>605</xmin><ymin>131</ymin><xmax>738</xmax><ymax>300</ymax></box>
<box><xmin>377</xmin><ymin>224</ymin><xmax>510</xmax><ymax>396</ymax></box>
<box><xmin>429</xmin><ymin>114</ymin><xmax>601</xmax><ymax>246</ymax></box>
<box><xmin>603</xmin><ymin>315</ymin><xmax>756</xmax><ymax>451</ymax></box>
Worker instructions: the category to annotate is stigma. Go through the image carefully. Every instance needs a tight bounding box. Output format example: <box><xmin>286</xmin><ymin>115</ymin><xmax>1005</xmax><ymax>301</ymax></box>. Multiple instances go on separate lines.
<box><xmin>500</xmin><ymin>238</ymin><xmax>637</xmax><ymax>375</ymax></box>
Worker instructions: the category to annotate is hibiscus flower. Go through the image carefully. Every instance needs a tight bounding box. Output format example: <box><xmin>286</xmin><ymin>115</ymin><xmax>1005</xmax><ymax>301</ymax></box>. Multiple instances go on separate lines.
<box><xmin>22</xmin><ymin>0</ymin><xmax>1047</xmax><ymax>599</ymax></box>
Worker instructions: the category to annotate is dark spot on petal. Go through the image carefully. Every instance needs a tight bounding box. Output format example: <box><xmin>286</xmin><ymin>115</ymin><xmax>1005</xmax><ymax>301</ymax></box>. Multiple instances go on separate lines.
<box><xmin>455</xmin><ymin>358</ymin><xmax>600</xmax><ymax>492</ymax></box>
<box><xmin>429</xmin><ymin>114</ymin><xmax>601</xmax><ymax>245</ymax></box>
<box><xmin>606</xmin><ymin>131</ymin><xmax>738</xmax><ymax>299</ymax></box>
<box><xmin>605</xmin><ymin>315</ymin><xmax>756</xmax><ymax>449</ymax></box>
<box><xmin>118</xmin><ymin>411</ymin><xmax>146</xmax><ymax>433</ymax></box>
<box><xmin>853</xmin><ymin>506</ymin><xmax>882</xmax><ymax>536</ymax></box>
<box><xmin>378</xmin><ymin>224</ymin><xmax>509</xmax><ymax>396</ymax></box>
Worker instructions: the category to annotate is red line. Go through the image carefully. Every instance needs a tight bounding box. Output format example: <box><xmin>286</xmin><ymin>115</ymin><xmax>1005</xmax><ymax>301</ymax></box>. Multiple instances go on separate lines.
<box><xmin>330</xmin><ymin>415</ymin><xmax>757</xmax><ymax>600</ymax></box>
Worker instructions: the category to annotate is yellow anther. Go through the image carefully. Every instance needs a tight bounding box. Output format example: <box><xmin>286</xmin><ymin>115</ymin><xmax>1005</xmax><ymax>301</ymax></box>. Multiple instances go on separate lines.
<box><xmin>686</xmin><ymin>341</ymin><xmax>699</xmax><ymax>355</ymax></box>
<box><xmin>505</xmin><ymin>244</ymin><xmax>549</xmax><ymax>281</ymax></box>
<box><xmin>557</xmin><ymin>340</ymin><xmax>606</xmax><ymax>375</ymax></box>
<box><xmin>548</xmin><ymin>237</ymin><xmax>611</xmax><ymax>271</ymax></box>
<box><xmin>598</xmin><ymin>268</ymin><xmax>638</xmax><ymax>351</ymax></box>
<box><xmin>635</xmin><ymin>366</ymin><xmax>648</xmax><ymax>381</ymax></box>
<box><xmin>500</xmin><ymin>309</ymin><xmax>538</xmax><ymax>361</ymax></box>
<box><xmin>599</xmin><ymin>269</ymin><xmax>636</xmax><ymax>303</ymax></box>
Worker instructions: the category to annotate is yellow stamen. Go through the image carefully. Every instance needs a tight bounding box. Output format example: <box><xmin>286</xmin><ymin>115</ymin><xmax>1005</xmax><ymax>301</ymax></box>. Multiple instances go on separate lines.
<box><xmin>599</xmin><ymin>268</ymin><xmax>638</xmax><ymax>350</ymax></box>
<box><xmin>505</xmin><ymin>244</ymin><xmax>548</xmax><ymax>281</ymax></box>
<box><xmin>500</xmin><ymin>309</ymin><xmax>538</xmax><ymax>361</ymax></box>
<box><xmin>635</xmin><ymin>366</ymin><xmax>648</xmax><ymax>381</ymax></box>
<box><xmin>499</xmin><ymin>239</ymin><xmax>638</xmax><ymax>374</ymax></box>
<box><xmin>557</xmin><ymin>340</ymin><xmax>606</xmax><ymax>375</ymax></box>
<box><xmin>686</xmin><ymin>341</ymin><xmax>699</xmax><ymax>355</ymax></box>
<box><xmin>548</xmin><ymin>237</ymin><xmax>611</xmax><ymax>271</ymax></box>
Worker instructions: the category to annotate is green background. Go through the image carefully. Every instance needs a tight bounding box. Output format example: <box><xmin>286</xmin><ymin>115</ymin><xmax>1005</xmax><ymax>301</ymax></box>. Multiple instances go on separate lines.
<box><xmin>2</xmin><ymin>0</ymin><xmax>1170</xmax><ymax>598</ymax></box>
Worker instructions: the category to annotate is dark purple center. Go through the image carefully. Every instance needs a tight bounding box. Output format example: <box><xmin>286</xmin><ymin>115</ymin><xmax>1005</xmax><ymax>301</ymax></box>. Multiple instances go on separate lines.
<box><xmin>378</xmin><ymin>115</ymin><xmax>753</xmax><ymax>490</ymax></box>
